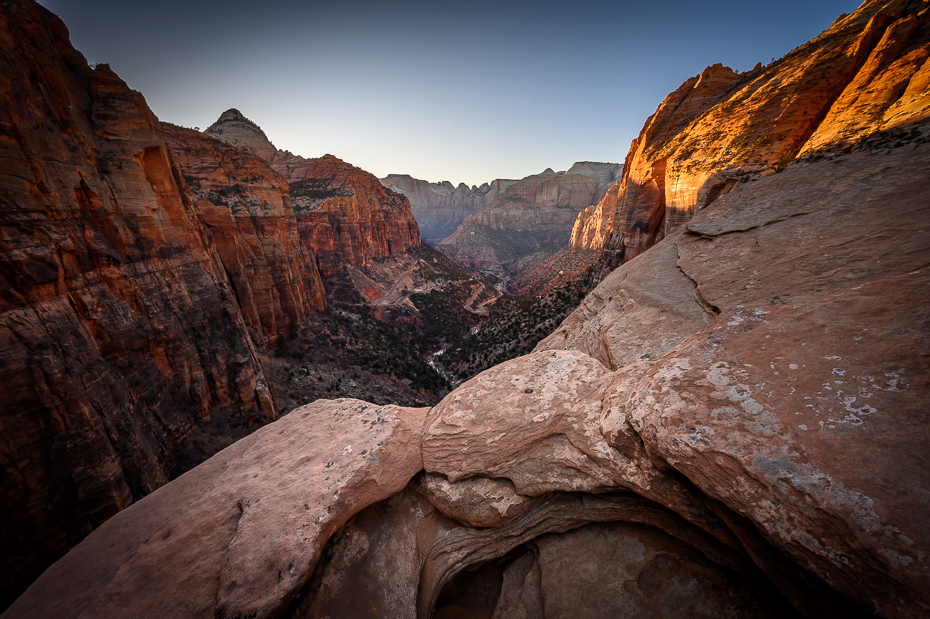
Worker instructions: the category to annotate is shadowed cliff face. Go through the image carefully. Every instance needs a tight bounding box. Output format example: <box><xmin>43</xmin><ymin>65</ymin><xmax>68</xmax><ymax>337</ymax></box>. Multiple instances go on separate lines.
<box><xmin>160</xmin><ymin>123</ymin><xmax>327</xmax><ymax>348</ymax></box>
<box><xmin>571</xmin><ymin>0</ymin><xmax>930</xmax><ymax>267</ymax></box>
<box><xmin>0</xmin><ymin>1</ymin><xmax>277</xmax><ymax>607</ymax></box>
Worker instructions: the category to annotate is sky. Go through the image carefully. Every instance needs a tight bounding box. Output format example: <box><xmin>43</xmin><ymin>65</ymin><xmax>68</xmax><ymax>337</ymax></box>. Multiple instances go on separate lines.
<box><xmin>38</xmin><ymin>0</ymin><xmax>862</xmax><ymax>187</ymax></box>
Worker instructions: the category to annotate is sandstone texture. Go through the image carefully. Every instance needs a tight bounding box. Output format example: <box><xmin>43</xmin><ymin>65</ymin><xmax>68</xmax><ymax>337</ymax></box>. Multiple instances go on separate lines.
<box><xmin>3</xmin><ymin>399</ymin><xmax>428</xmax><ymax>619</ymax></box>
<box><xmin>439</xmin><ymin>162</ymin><xmax>621</xmax><ymax>273</ymax></box>
<box><xmin>18</xmin><ymin>120</ymin><xmax>927</xmax><ymax>619</ymax></box>
<box><xmin>571</xmin><ymin>0</ymin><xmax>930</xmax><ymax>270</ymax></box>
<box><xmin>380</xmin><ymin>174</ymin><xmax>517</xmax><ymax>244</ymax></box>
<box><xmin>161</xmin><ymin>123</ymin><xmax>326</xmax><ymax>347</ymax></box>
<box><xmin>5</xmin><ymin>1</ymin><xmax>930</xmax><ymax>618</ymax></box>
<box><xmin>289</xmin><ymin>154</ymin><xmax>421</xmax><ymax>278</ymax></box>
<box><xmin>206</xmin><ymin>109</ymin><xmax>422</xmax><ymax>279</ymax></box>
<box><xmin>0</xmin><ymin>1</ymin><xmax>281</xmax><ymax>607</ymax></box>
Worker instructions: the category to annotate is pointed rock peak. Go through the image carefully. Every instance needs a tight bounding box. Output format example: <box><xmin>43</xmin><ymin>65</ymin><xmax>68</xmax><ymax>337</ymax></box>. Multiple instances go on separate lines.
<box><xmin>218</xmin><ymin>108</ymin><xmax>245</xmax><ymax>122</ymax></box>
<box><xmin>541</xmin><ymin>168</ymin><xmax>556</xmax><ymax>175</ymax></box>
<box><xmin>204</xmin><ymin>108</ymin><xmax>276</xmax><ymax>161</ymax></box>
<box><xmin>318</xmin><ymin>154</ymin><xmax>346</xmax><ymax>165</ymax></box>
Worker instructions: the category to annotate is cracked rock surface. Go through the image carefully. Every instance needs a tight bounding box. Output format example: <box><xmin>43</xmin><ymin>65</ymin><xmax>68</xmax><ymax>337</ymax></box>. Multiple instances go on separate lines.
<box><xmin>5</xmin><ymin>1</ymin><xmax>930</xmax><ymax>618</ymax></box>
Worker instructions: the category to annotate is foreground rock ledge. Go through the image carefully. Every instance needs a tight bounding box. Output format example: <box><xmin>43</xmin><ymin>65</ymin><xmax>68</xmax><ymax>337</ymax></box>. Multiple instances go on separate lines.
<box><xmin>3</xmin><ymin>400</ymin><xmax>427</xmax><ymax>619</ymax></box>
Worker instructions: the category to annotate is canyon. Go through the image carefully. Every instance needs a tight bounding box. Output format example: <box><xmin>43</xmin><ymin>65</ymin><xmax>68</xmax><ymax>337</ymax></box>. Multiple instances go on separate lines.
<box><xmin>2</xmin><ymin>0</ymin><xmax>929</xmax><ymax>617</ymax></box>
<box><xmin>379</xmin><ymin>174</ymin><xmax>517</xmax><ymax>244</ymax></box>
<box><xmin>0</xmin><ymin>1</ymin><xmax>438</xmax><ymax>607</ymax></box>
<box><xmin>436</xmin><ymin>162</ymin><xmax>621</xmax><ymax>274</ymax></box>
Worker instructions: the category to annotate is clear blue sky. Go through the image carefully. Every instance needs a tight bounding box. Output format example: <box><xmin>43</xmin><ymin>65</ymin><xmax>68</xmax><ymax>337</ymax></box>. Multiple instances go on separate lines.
<box><xmin>38</xmin><ymin>0</ymin><xmax>861</xmax><ymax>186</ymax></box>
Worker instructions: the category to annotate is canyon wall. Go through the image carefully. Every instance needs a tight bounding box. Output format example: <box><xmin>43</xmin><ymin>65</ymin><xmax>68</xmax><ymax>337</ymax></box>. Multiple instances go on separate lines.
<box><xmin>161</xmin><ymin>123</ymin><xmax>326</xmax><ymax>347</ymax></box>
<box><xmin>438</xmin><ymin>162</ymin><xmax>621</xmax><ymax>273</ymax></box>
<box><xmin>288</xmin><ymin>154</ymin><xmax>422</xmax><ymax>278</ymax></box>
<box><xmin>571</xmin><ymin>0</ymin><xmax>930</xmax><ymax>267</ymax></box>
<box><xmin>206</xmin><ymin>110</ymin><xmax>422</xmax><ymax>279</ymax></box>
<box><xmin>0</xmin><ymin>1</ymin><xmax>278</xmax><ymax>607</ymax></box>
<box><xmin>11</xmin><ymin>127</ymin><xmax>930</xmax><ymax>619</ymax></box>
<box><xmin>4</xmin><ymin>0</ymin><xmax>930</xmax><ymax>617</ymax></box>
<box><xmin>379</xmin><ymin>175</ymin><xmax>517</xmax><ymax>244</ymax></box>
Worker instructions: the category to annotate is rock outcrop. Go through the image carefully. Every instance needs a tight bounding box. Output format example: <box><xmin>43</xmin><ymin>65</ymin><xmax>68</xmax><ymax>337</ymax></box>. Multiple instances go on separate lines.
<box><xmin>379</xmin><ymin>175</ymin><xmax>517</xmax><ymax>244</ymax></box>
<box><xmin>439</xmin><ymin>162</ymin><xmax>621</xmax><ymax>273</ymax></box>
<box><xmin>3</xmin><ymin>399</ymin><xmax>428</xmax><ymax>619</ymax></box>
<box><xmin>571</xmin><ymin>0</ymin><xmax>930</xmax><ymax>270</ymax></box>
<box><xmin>0</xmin><ymin>1</ymin><xmax>278</xmax><ymax>608</ymax></box>
<box><xmin>288</xmin><ymin>155</ymin><xmax>422</xmax><ymax>278</ymax></box>
<box><xmin>205</xmin><ymin>110</ymin><xmax>422</xmax><ymax>279</ymax></box>
<box><xmin>11</xmin><ymin>88</ymin><xmax>930</xmax><ymax>619</ymax></box>
<box><xmin>5</xmin><ymin>1</ymin><xmax>930</xmax><ymax>618</ymax></box>
<box><xmin>161</xmin><ymin>123</ymin><xmax>326</xmax><ymax>347</ymax></box>
<box><xmin>203</xmin><ymin>108</ymin><xmax>277</xmax><ymax>161</ymax></box>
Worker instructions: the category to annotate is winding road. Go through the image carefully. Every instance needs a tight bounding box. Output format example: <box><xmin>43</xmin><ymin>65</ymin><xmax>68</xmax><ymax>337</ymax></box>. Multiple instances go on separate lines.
<box><xmin>463</xmin><ymin>282</ymin><xmax>502</xmax><ymax>315</ymax></box>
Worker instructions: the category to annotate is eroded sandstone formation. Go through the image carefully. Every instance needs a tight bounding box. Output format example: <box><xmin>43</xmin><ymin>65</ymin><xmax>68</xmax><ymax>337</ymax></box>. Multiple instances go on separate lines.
<box><xmin>4</xmin><ymin>0</ymin><xmax>930</xmax><ymax>617</ymax></box>
<box><xmin>206</xmin><ymin>110</ymin><xmax>422</xmax><ymax>278</ymax></box>
<box><xmin>288</xmin><ymin>154</ymin><xmax>421</xmax><ymax>278</ymax></box>
<box><xmin>379</xmin><ymin>174</ymin><xmax>517</xmax><ymax>244</ymax></box>
<box><xmin>203</xmin><ymin>108</ymin><xmax>278</xmax><ymax>161</ymax></box>
<box><xmin>571</xmin><ymin>0</ymin><xmax>930</xmax><ymax>269</ymax></box>
<box><xmin>161</xmin><ymin>123</ymin><xmax>326</xmax><ymax>347</ymax></box>
<box><xmin>10</xmin><ymin>96</ymin><xmax>930</xmax><ymax>619</ymax></box>
<box><xmin>0</xmin><ymin>0</ymin><xmax>277</xmax><ymax>608</ymax></box>
<box><xmin>438</xmin><ymin>162</ymin><xmax>621</xmax><ymax>273</ymax></box>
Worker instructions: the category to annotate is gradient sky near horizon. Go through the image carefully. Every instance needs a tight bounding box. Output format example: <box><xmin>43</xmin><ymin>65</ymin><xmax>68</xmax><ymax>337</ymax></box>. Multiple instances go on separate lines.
<box><xmin>38</xmin><ymin>0</ymin><xmax>861</xmax><ymax>186</ymax></box>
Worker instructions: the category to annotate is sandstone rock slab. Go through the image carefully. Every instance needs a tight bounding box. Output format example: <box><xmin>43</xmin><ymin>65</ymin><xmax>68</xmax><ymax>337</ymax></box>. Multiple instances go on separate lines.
<box><xmin>680</xmin><ymin>143</ymin><xmax>930</xmax><ymax>310</ymax></box>
<box><xmin>627</xmin><ymin>270</ymin><xmax>930</xmax><ymax>618</ymax></box>
<box><xmin>4</xmin><ymin>399</ymin><xmax>428</xmax><ymax>619</ymax></box>
<box><xmin>538</xmin><ymin>229</ymin><xmax>716</xmax><ymax>370</ymax></box>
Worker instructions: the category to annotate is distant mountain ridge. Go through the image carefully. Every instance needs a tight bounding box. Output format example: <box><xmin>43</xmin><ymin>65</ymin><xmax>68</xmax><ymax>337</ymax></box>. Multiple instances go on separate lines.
<box><xmin>379</xmin><ymin>174</ymin><xmax>517</xmax><ymax>243</ymax></box>
<box><xmin>436</xmin><ymin>161</ymin><xmax>622</xmax><ymax>274</ymax></box>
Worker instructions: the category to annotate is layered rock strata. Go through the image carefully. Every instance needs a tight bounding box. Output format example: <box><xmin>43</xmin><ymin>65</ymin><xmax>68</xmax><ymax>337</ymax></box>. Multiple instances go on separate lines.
<box><xmin>439</xmin><ymin>162</ymin><xmax>621</xmax><ymax>272</ymax></box>
<box><xmin>203</xmin><ymin>108</ymin><xmax>277</xmax><ymax>161</ymax></box>
<box><xmin>10</xmin><ymin>126</ymin><xmax>930</xmax><ymax>619</ymax></box>
<box><xmin>288</xmin><ymin>155</ymin><xmax>421</xmax><ymax>278</ymax></box>
<box><xmin>5</xmin><ymin>1</ymin><xmax>930</xmax><ymax>617</ymax></box>
<box><xmin>206</xmin><ymin>109</ymin><xmax>422</xmax><ymax>278</ymax></box>
<box><xmin>161</xmin><ymin>123</ymin><xmax>326</xmax><ymax>347</ymax></box>
<box><xmin>571</xmin><ymin>0</ymin><xmax>930</xmax><ymax>269</ymax></box>
<box><xmin>0</xmin><ymin>0</ymin><xmax>276</xmax><ymax>608</ymax></box>
<box><xmin>379</xmin><ymin>174</ymin><xmax>517</xmax><ymax>244</ymax></box>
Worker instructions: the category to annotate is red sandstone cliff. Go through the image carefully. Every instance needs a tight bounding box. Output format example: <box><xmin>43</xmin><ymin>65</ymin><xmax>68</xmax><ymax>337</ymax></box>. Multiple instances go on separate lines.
<box><xmin>205</xmin><ymin>110</ymin><xmax>422</xmax><ymax>279</ymax></box>
<box><xmin>379</xmin><ymin>175</ymin><xmax>517</xmax><ymax>243</ymax></box>
<box><xmin>288</xmin><ymin>155</ymin><xmax>421</xmax><ymax>278</ymax></box>
<box><xmin>160</xmin><ymin>124</ymin><xmax>326</xmax><ymax>347</ymax></box>
<box><xmin>4</xmin><ymin>1</ymin><xmax>930</xmax><ymax>618</ymax></box>
<box><xmin>572</xmin><ymin>0</ymin><xmax>930</xmax><ymax>265</ymax></box>
<box><xmin>0</xmin><ymin>1</ymin><xmax>278</xmax><ymax>606</ymax></box>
